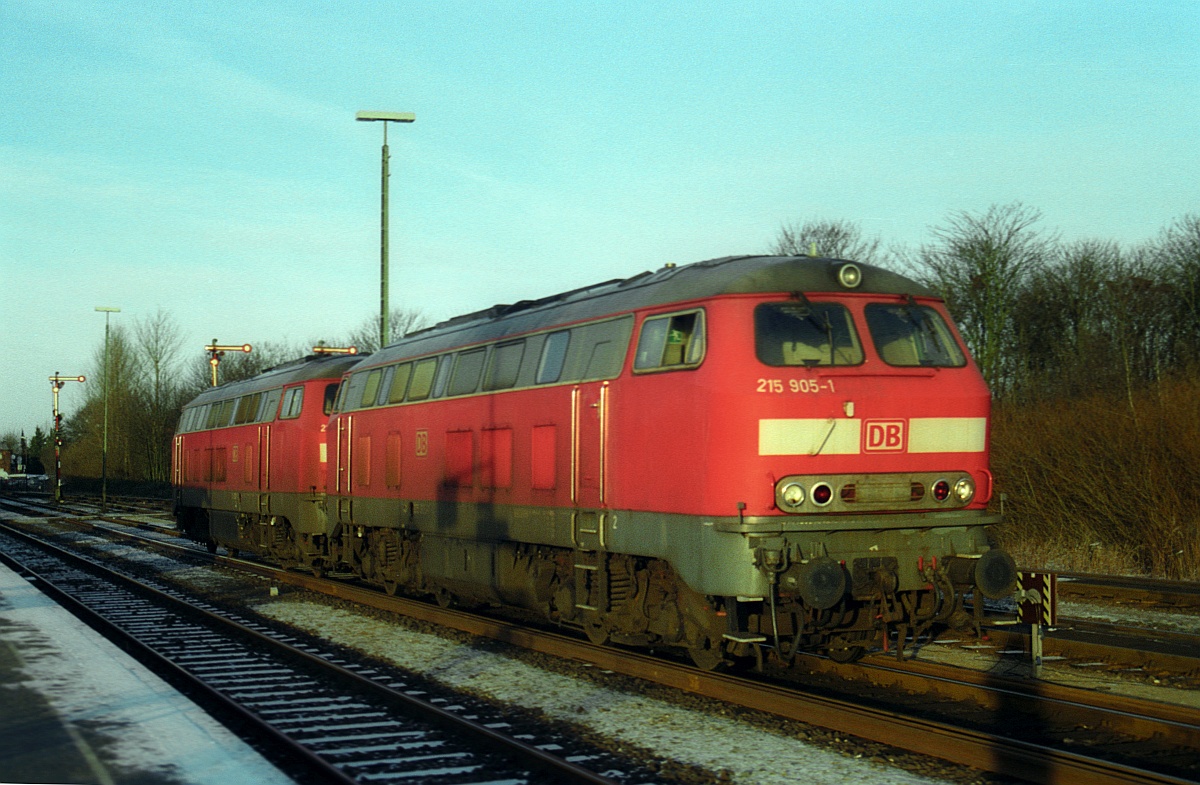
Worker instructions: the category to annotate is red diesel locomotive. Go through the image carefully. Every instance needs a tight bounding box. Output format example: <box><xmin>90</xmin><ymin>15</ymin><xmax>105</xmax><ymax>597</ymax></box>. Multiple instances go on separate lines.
<box><xmin>173</xmin><ymin>255</ymin><xmax>1016</xmax><ymax>667</ymax></box>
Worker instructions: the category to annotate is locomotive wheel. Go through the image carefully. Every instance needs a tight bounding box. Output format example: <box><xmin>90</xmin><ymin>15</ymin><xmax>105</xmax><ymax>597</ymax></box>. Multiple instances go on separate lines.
<box><xmin>826</xmin><ymin>631</ymin><xmax>871</xmax><ymax>663</ymax></box>
<box><xmin>687</xmin><ymin>634</ymin><xmax>727</xmax><ymax>671</ymax></box>
<box><xmin>434</xmin><ymin>588</ymin><xmax>454</xmax><ymax>608</ymax></box>
<box><xmin>382</xmin><ymin>578</ymin><xmax>399</xmax><ymax>596</ymax></box>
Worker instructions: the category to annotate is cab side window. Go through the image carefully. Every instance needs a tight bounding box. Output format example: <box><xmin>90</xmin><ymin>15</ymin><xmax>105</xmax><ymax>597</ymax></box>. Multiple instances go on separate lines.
<box><xmin>634</xmin><ymin>310</ymin><xmax>705</xmax><ymax>371</ymax></box>
<box><xmin>280</xmin><ymin>387</ymin><xmax>304</xmax><ymax>419</ymax></box>
<box><xmin>323</xmin><ymin>383</ymin><xmax>340</xmax><ymax>415</ymax></box>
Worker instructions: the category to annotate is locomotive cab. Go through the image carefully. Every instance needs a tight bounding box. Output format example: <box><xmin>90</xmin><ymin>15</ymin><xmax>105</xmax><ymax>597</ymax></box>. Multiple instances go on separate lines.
<box><xmin>712</xmin><ymin>262</ymin><xmax>1016</xmax><ymax>662</ymax></box>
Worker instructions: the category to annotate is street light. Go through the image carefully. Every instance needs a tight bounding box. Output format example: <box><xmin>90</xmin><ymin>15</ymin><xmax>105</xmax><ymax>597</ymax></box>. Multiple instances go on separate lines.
<box><xmin>49</xmin><ymin>372</ymin><xmax>86</xmax><ymax>504</ymax></box>
<box><xmin>356</xmin><ymin>110</ymin><xmax>415</xmax><ymax>349</ymax></box>
<box><xmin>95</xmin><ymin>306</ymin><xmax>120</xmax><ymax>512</ymax></box>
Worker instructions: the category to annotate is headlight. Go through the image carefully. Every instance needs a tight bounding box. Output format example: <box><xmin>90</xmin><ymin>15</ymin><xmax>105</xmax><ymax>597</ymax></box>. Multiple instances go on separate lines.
<box><xmin>779</xmin><ymin>482</ymin><xmax>805</xmax><ymax>510</ymax></box>
<box><xmin>837</xmin><ymin>262</ymin><xmax>862</xmax><ymax>288</ymax></box>
<box><xmin>931</xmin><ymin>479</ymin><xmax>951</xmax><ymax>502</ymax></box>
<box><xmin>811</xmin><ymin>482</ymin><xmax>834</xmax><ymax>506</ymax></box>
<box><xmin>954</xmin><ymin>477</ymin><xmax>975</xmax><ymax>503</ymax></box>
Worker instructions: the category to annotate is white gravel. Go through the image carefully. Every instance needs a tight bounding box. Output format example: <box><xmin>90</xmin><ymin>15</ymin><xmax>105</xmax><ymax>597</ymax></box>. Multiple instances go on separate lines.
<box><xmin>255</xmin><ymin>599</ymin><xmax>955</xmax><ymax>785</ymax></box>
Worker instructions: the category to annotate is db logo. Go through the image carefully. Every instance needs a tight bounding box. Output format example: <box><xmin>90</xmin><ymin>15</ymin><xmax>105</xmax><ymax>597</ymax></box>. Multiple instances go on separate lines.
<box><xmin>865</xmin><ymin>420</ymin><xmax>906</xmax><ymax>452</ymax></box>
<box><xmin>414</xmin><ymin>429</ymin><xmax>429</xmax><ymax>458</ymax></box>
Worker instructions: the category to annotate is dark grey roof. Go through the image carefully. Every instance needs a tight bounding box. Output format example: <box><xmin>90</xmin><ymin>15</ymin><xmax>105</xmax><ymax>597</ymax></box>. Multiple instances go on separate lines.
<box><xmin>185</xmin><ymin>353</ymin><xmax>363</xmax><ymax>407</ymax></box>
<box><xmin>364</xmin><ymin>255</ymin><xmax>934</xmax><ymax>367</ymax></box>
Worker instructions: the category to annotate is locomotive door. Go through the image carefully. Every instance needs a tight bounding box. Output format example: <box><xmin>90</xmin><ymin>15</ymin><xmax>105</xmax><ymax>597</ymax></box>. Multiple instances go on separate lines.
<box><xmin>257</xmin><ymin>424</ymin><xmax>271</xmax><ymax>515</ymax></box>
<box><xmin>572</xmin><ymin>382</ymin><xmax>609</xmax><ymax>549</ymax></box>
<box><xmin>335</xmin><ymin>414</ymin><xmax>353</xmax><ymax>522</ymax></box>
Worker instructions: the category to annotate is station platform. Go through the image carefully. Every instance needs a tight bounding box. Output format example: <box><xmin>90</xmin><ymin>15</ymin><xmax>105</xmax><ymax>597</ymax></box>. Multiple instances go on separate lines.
<box><xmin>0</xmin><ymin>561</ymin><xmax>295</xmax><ymax>785</ymax></box>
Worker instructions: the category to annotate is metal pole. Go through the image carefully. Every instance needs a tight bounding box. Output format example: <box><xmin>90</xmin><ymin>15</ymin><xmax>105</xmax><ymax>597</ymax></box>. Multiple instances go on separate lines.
<box><xmin>95</xmin><ymin>307</ymin><xmax>120</xmax><ymax>513</ymax></box>
<box><xmin>52</xmin><ymin>378</ymin><xmax>61</xmax><ymax>504</ymax></box>
<box><xmin>380</xmin><ymin>122</ymin><xmax>390</xmax><ymax>349</ymax></box>
<box><xmin>48</xmin><ymin>373</ymin><xmax>84</xmax><ymax>505</ymax></box>
<box><xmin>101</xmin><ymin>312</ymin><xmax>111</xmax><ymax>512</ymax></box>
<box><xmin>357</xmin><ymin>111</ymin><xmax>413</xmax><ymax>351</ymax></box>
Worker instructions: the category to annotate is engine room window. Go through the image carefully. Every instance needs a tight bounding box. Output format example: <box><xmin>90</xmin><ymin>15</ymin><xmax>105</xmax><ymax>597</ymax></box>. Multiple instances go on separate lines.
<box><xmin>339</xmin><ymin>373</ymin><xmax>368</xmax><ymax>412</ymax></box>
<box><xmin>432</xmin><ymin>356</ymin><xmax>453</xmax><ymax>397</ymax></box>
<box><xmin>865</xmin><ymin>303</ymin><xmax>966</xmax><ymax>367</ymax></box>
<box><xmin>484</xmin><ymin>340</ymin><xmax>525</xmax><ymax>391</ymax></box>
<box><xmin>407</xmin><ymin>358</ymin><xmax>438</xmax><ymax>401</ymax></box>
<box><xmin>634</xmin><ymin>310</ymin><xmax>705</xmax><ymax>371</ymax></box>
<box><xmin>755</xmin><ymin>302</ymin><xmax>863</xmax><ymax>366</ymax></box>
<box><xmin>207</xmin><ymin>399</ymin><xmax>236</xmax><ymax>428</ymax></box>
<box><xmin>387</xmin><ymin>363</ymin><xmax>413</xmax><ymax>404</ymax></box>
<box><xmin>536</xmin><ymin>331</ymin><xmax>570</xmax><ymax>384</ymax></box>
<box><xmin>449</xmin><ymin>348</ymin><xmax>487</xmax><ymax>396</ymax></box>
<box><xmin>233</xmin><ymin>392</ymin><xmax>262</xmax><ymax>424</ymax></box>
<box><xmin>260</xmin><ymin>388</ymin><xmax>282</xmax><ymax>421</ymax></box>
<box><xmin>360</xmin><ymin>369</ymin><xmax>383</xmax><ymax>408</ymax></box>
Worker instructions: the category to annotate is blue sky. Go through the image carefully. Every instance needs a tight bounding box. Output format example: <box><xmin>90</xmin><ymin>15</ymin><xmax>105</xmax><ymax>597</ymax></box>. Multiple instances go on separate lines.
<box><xmin>2</xmin><ymin>1</ymin><xmax>1197</xmax><ymax>436</ymax></box>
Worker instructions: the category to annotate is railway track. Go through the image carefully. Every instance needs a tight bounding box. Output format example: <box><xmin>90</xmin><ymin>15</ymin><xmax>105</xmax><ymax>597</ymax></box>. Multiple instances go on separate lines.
<box><xmin>5</xmin><ymin>503</ymin><xmax>1200</xmax><ymax>784</ymax></box>
<box><xmin>1056</xmin><ymin>572</ymin><xmax>1200</xmax><ymax>610</ymax></box>
<box><xmin>0</xmin><ymin>522</ymin><xmax>655</xmax><ymax>785</ymax></box>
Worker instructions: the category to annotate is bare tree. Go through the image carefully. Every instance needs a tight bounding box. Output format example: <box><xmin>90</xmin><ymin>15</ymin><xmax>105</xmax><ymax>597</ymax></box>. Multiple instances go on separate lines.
<box><xmin>63</xmin><ymin>324</ymin><xmax>138</xmax><ymax>479</ymax></box>
<box><xmin>342</xmin><ymin>307</ymin><xmax>432</xmax><ymax>354</ymax></box>
<box><xmin>1151</xmin><ymin>213</ymin><xmax>1200</xmax><ymax>366</ymax></box>
<box><xmin>915</xmin><ymin>202</ymin><xmax>1053</xmax><ymax>396</ymax></box>
<box><xmin>770</xmin><ymin>218</ymin><xmax>883</xmax><ymax>265</ymax></box>
<box><xmin>185</xmin><ymin>339</ymin><xmax>308</xmax><ymax>391</ymax></box>
<box><xmin>133</xmin><ymin>309</ymin><xmax>186</xmax><ymax>482</ymax></box>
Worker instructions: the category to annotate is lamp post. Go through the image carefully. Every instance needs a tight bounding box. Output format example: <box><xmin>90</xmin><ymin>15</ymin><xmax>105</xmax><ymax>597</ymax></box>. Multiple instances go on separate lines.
<box><xmin>356</xmin><ymin>110</ymin><xmax>415</xmax><ymax>349</ymax></box>
<box><xmin>49</xmin><ymin>372</ymin><xmax>86</xmax><ymax>504</ymax></box>
<box><xmin>95</xmin><ymin>306</ymin><xmax>120</xmax><ymax>512</ymax></box>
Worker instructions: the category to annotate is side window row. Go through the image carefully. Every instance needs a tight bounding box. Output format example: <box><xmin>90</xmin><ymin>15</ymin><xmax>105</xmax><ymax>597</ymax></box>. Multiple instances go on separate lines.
<box><xmin>177</xmin><ymin>384</ymin><xmax>298</xmax><ymax>433</ymax></box>
<box><xmin>337</xmin><ymin>314</ymin><xmax>645</xmax><ymax>412</ymax></box>
<box><xmin>181</xmin><ymin>310</ymin><xmax>708</xmax><ymax>426</ymax></box>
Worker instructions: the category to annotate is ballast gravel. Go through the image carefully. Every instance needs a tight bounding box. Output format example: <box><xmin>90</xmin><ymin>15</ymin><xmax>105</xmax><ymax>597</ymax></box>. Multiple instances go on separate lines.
<box><xmin>254</xmin><ymin>597</ymin><xmax>969</xmax><ymax>785</ymax></box>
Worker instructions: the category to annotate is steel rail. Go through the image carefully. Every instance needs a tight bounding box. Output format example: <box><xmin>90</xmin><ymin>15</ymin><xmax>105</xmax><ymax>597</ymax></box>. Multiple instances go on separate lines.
<box><xmin>11</xmin><ymin>512</ymin><xmax>1200</xmax><ymax>785</ymax></box>
<box><xmin>235</xmin><ymin>558</ymin><xmax>1200</xmax><ymax>785</ymax></box>
<box><xmin>0</xmin><ymin>522</ymin><xmax>622</xmax><ymax>785</ymax></box>
<box><xmin>1056</xmin><ymin>572</ymin><xmax>1200</xmax><ymax>609</ymax></box>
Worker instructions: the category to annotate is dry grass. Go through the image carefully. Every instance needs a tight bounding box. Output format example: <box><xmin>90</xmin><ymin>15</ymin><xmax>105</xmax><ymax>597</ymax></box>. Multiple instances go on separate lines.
<box><xmin>991</xmin><ymin>377</ymin><xmax>1200</xmax><ymax>580</ymax></box>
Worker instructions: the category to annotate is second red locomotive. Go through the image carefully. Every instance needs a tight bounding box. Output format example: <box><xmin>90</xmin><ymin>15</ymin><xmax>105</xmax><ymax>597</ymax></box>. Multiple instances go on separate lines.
<box><xmin>173</xmin><ymin>255</ymin><xmax>1016</xmax><ymax>667</ymax></box>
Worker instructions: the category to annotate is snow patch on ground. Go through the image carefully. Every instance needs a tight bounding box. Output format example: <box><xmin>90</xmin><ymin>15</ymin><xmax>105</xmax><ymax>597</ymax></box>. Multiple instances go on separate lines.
<box><xmin>1060</xmin><ymin>599</ymin><xmax>1200</xmax><ymax>632</ymax></box>
<box><xmin>256</xmin><ymin>599</ymin><xmax>953</xmax><ymax>785</ymax></box>
<box><xmin>0</xmin><ymin>563</ymin><xmax>294</xmax><ymax>785</ymax></box>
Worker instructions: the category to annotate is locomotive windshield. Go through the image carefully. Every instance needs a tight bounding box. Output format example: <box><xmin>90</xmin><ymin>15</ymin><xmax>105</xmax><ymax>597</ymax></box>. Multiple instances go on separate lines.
<box><xmin>864</xmin><ymin>303</ymin><xmax>966</xmax><ymax>367</ymax></box>
<box><xmin>755</xmin><ymin>302</ymin><xmax>863</xmax><ymax>366</ymax></box>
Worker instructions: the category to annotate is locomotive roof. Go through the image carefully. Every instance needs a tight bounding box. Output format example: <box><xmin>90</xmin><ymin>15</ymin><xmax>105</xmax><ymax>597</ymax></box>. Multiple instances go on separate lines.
<box><xmin>184</xmin><ymin>353</ymin><xmax>363</xmax><ymax>407</ymax></box>
<box><xmin>366</xmin><ymin>254</ymin><xmax>936</xmax><ymax>367</ymax></box>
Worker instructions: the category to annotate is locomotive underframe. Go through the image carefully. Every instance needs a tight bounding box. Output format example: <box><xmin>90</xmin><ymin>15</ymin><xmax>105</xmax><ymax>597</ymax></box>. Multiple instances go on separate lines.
<box><xmin>176</xmin><ymin>483</ymin><xmax>1009</xmax><ymax>667</ymax></box>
